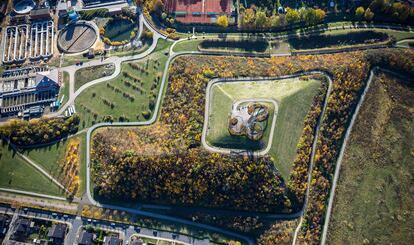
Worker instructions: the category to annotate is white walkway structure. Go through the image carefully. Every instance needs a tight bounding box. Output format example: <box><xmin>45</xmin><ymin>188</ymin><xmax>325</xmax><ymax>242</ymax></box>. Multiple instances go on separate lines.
<box><xmin>1</xmin><ymin>21</ymin><xmax>54</xmax><ymax>64</ymax></box>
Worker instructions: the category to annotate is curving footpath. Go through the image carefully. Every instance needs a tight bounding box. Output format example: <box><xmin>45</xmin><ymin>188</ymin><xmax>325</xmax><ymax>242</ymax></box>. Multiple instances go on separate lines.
<box><xmin>81</xmin><ymin>45</ymin><xmax>335</xmax><ymax>244</ymax></box>
<box><xmin>318</xmin><ymin>67</ymin><xmax>414</xmax><ymax>245</ymax></box>
<box><xmin>13</xmin><ymin>17</ymin><xmax>413</xmax><ymax>244</ymax></box>
<box><xmin>201</xmin><ymin>79</ymin><xmax>279</xmax><ymax>156</ymax></box>
<box><xmin>293</xmin><ymin>68</ymin><xmax>379</xmax><ymax>245</ymax></box>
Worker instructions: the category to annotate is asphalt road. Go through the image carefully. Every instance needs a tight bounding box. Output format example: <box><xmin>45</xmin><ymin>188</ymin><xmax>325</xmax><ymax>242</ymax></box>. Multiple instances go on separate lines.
<box><xmin>0</xmin><ymin>204</ymin><xmax>205</xmax><ymax>245</ymax></box>
<box><xmin>2</xmin><ymin>12</ymin><xmax>413</xmax><ymax>245</ymax></box>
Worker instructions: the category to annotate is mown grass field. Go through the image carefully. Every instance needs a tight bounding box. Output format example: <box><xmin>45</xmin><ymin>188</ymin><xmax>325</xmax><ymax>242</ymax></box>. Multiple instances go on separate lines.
<box><xmin>0</xmin><ymin>141</ymin><xmax>63</xmax><ymax>196</ymax></box>
<box><xmin>206</xmin><ymin>78</ymin><xmax>321</xmax><ymax>179</ymax></box>
<box><xmin>75</xmin><ymin>41</ymin><xmax>171</xmax><ymax>129</ymax></box>
<box><xmin>206</xmin><ymin>87</ymin><xmax>275</xmax><ymax>151</ymax></box>
<box><xmin>58</xmin><ymin>71</ymin><xmax>70</xmax><ymax>106</ymax></box>
<box><xmin>327</xmin><ymin>72</ymin><xmax>414</xmax><ymax>244</ymax></box>
<box><xmin>21</xmin><ymin>133</ymin><xmax>87</xmax><ymax>198</ymax></box>
<box><xmin>75</xmin><ymin>64</ymin><xmax>115</xmax><ymax>91</ymax></box>
<box><xmin>173</xmin><ymin>38</ymin><xmax>292</xmax><ymax>55</ymax></box>
<box><xmin>289</xmin><ymin>30</ymin><xmax>389</xmax><ymax>50</ymax></box>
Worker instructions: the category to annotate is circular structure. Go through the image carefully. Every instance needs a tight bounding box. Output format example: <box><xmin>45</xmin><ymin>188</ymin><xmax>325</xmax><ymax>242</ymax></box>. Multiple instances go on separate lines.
<box><xmin>228</xmin><ymin>102</ymin><xmax>269</xmax><ymax>141</ymax></box>
<box><xmin>57</xmin><ymin>21</ymin><xmax>98</xmax><ymax>54</ymax></box>
<box><xmin>14</xmin><ymin>0</ymin><xmax>35</xmax><ymax>14</ymax></box>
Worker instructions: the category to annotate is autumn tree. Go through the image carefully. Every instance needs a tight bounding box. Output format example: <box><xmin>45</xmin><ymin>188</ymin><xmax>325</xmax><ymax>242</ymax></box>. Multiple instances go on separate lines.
<box><xmin>255</xmin><ymin>10</ymin><xmax>269</xmax><ymax>28</ymax></box>
<box><xmin>364</xmin><ymin>8</ymin><xmax>375</xmax><ymax>21</ymax></box>
<box><xmin>217</xmin><ymin>15</ymin><xmax>229</xmax><ymax>28</ymax></box>
<box><xmin>355</xmin><ymin>6</ymin><xmax>365</xmax><ymax>20</ymax></box>
<box><xmin>286</xmin><ymin>8</ymin><xmax>300</xmax><ymax>24</ymax></box>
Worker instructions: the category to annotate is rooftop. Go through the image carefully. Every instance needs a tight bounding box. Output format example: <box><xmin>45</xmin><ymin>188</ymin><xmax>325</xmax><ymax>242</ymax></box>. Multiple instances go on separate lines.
<box><xmin>47</xmin><ymin>223</ymin><xmax>67</xmax><ymax>239</ymax></box>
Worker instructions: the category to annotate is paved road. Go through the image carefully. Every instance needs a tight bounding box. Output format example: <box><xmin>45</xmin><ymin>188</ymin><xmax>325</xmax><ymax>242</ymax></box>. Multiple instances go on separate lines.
<box><xmin>317</xmin><ymin>69</ymin><xmax>376</xmax><ymax>245</ymax></box>
<box><xmin>49</xmin><ymin>11</ymin><xmax>166</xmax><ymax>118</ymax></box>
<box><xmin>0</xmin><ymin>204</ymin><xmax>210</xmax><ymax>245</ymax></box>
<box><xmin>0</xmin><ymin>188</ymin><xmax>66</xmax><ymax>201</ymax></box>
<box><xmin>3</xmin><ymin>15</ymin><xmax>413</xmax><ymax>245</ymax></box>
<box><xmin>318</xmin><ymin>68</ymin><xmax>414</xmax><ymax>245</ymax></box>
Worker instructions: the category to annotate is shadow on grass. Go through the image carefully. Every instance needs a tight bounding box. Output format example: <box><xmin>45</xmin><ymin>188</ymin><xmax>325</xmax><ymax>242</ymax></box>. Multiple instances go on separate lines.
<box><xmin>288</xmin><ymin>30</ymin><xmax>389</xmax><ymax>50</ymax></box>
<box><xmin>199</xmin><ymin>39</ymin><xmax>269</xmax><ymax>52</ymax></box>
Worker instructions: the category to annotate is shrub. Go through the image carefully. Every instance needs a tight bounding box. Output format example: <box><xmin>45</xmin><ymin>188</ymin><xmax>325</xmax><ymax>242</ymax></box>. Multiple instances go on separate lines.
<box><xmin>142</xmin><ymin>110</ymin><xmax>151</xmax><ymax>119</ymax></box>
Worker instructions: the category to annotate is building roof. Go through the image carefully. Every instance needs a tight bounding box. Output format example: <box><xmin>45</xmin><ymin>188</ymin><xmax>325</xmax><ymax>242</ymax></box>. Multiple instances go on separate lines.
<box><xmin>30</xmin><ymin>8</ymin><xmax>50</xmax><ymax>18</ymax></box>
<box><xmin>35</xmin><ymin>69</ymin><xmax>60</xmax><ymax>89</ymax></box>
<box><xmin>0</xmin><ymin>69</ymin><xmax>58</xmax><ymax>94</ymax></box>
<box><xmin>79</xmin><ymin>231</ymin><xmax>94</xmax><ymax>245</ymax></box>
<box><xmin>0</xmin><ymin>215</ymin><xmax>7</xmax><ymax>228</ymax></box>
<box><xmin>57</xmin><ymin>1</ymin><xmax>69</xmax><ymax>11</ymax></box>
<box><xmin>130</xmin><ymin>241</ymin><xmax>144</xmax><ymax>245</ymax></box>
<box><xmin>104</xmin><ymin>235</ymin><xmax>121</xmax><ymax>245</ymax></box>
<box><xmin>14</xmin><ymin>219</ymin><xmax>30</xmax><ymax>233</ymax></box>
<box><xmin>48</xmin><ymin>223</ymin><xmax>67</xmax><ymax>239</ymax></box>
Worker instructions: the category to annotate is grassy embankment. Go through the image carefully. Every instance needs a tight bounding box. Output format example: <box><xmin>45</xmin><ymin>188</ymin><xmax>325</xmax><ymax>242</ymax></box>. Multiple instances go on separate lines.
<box><xmin>289</xmin><ymin>29</ymin><xmax>414</xmax><ymax>51</ymax></box>
<box><xmin>21</xmin><ymin>133</ymin><xmax>87</xmax><ymax>198</ymax></box>
<box><xmin>58</xmin><ymin>71</ymin><xmax>70</xmax><ymax>106</ymax></box>
<box><xmin>206</xmin><ymin>78</ymin><xmax>321</xmax><ymax>179</ymax></box>
<box><xmin>74</xmin><ymin>64</ymin><xmax>115</xmax><ymax>91</ymax></box>
<box><xmin>0</xmin><ymin>141</ymin><xmax>64</xmax><ymax>196</ymax></box>
<box><xmin>327</xmin><ymin>72</ymin><xmax>414</xmax><ymax>244</ymax></box>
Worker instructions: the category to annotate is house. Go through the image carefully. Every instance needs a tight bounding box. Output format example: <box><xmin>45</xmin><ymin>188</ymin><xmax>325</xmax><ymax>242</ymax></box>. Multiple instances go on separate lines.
<box><xmin>104</xmin><ymin>235</ymin><xmax>122</xmax><ymax>245</ymax></box>
<box><xmin>0</xmin><ymin>215</ymin><xmax>9</xmax><ymax>236</ymax></box>
<box><xmin>11</xmin><ymin>218</ymin><xmax>32</xmax><ymax>241</ymax></box>
<box><xmin>47</xmin><ymin>223</ymin><xmax>67</xmax><ymax>244</ymax></box>
<box><xmin>78</xmin><ymin>231</ymin><xmax>94</xmax><ymax>245</ymax></box>
<box><xmin>130</xmin><ymin>241</ymin><xmax>144</xmax><ymax>245</ymax></box>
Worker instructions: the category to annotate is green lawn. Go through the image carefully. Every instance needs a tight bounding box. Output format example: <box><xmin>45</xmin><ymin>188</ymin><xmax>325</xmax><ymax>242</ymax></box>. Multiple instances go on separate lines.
<box><xmin>107</xmin><ymin>42</ymin><xmax>150</xmax><ymax>57</ymax></box>
<box><xmin>173</xmin><ymin>39</ymin><xmax>203</xmax><ymax>53</ymax></box>
<box><xmin>289</xmin><ymin>30</ymin><xmax>390</xmax><ymax>50</ymax></box>
<box><xmin>173</xmin><ymin>38</ymin><xmax>272</xmax><ymax>54</ymax></box>
<box><xmin>0</xmin><ymin>141</ymin><xmax>63</xmax><ymax>196</ymax></box>
<box><xmin>74</xmin><ymin>64</ymin><xmax>115</xmax><ymax>91</ymax></box>
<box><xmin>320</xmin><ymin>28</ymin><xmax>414</xmax><ymax>41</ymax></box>
<box><xmin>327</xmin><ymin>72</ymin><xmax>414</xmax><ymax>244</ymax></box>
<box><xmin>207</xmin><ymin>88</ymin><xmax>275</xmax><ymax>151</ymax></box>
<box><xmin>58</xmin><ymin>71</ymin><xmax>70</xmax><ymax>106</ymax></box>
<box><xmin>205</xmin><ymin>78</ymin><xmax>321</xmax><ymax>179</ymax></box>
<box><xmin>75</xmin><ymin>41</ymin><xmax>171</xmax><ymax>129</ymax></box>
<box><xmin>153</xmin><ymin>38</ymin><xmax>173</xmax><ymax>53</ymax></box>
<box><xmin>61</xmin><ymin>54</ymin><xmax>93</xmax><ymax>67</ymax></box>
<box><xmin>20</xmin><ymin>133</ymin><xmax>87</xmax><ymax>197</ymax></box>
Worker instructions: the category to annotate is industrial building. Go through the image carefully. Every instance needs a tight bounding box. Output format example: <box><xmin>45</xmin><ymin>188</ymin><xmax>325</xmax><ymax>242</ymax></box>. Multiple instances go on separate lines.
<box><xmin>0</xmin><ymin>67</ymin><xmax>60</xmax><ymax>118</ymax></box>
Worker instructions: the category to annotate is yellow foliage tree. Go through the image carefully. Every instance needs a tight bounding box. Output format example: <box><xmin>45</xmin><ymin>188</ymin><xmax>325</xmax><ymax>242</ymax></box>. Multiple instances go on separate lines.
<box><xmin>217</xmin><ymin>15</ymin><xmax>229</xmax><ymax>28</ymax></box>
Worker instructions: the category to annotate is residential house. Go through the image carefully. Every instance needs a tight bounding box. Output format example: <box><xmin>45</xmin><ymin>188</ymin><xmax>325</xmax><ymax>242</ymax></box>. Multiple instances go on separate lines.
<box><xmin>47</xmin><ymin>223</ymin><xmax>67</xmax><ymax>244</ymax></box>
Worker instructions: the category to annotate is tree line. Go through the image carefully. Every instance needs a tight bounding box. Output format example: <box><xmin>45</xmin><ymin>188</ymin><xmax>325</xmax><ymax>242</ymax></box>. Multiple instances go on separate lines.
<box><xmin>0</xmin><ymin>115</ymin><xmax>80</xmax><ymax>146</ymax></box>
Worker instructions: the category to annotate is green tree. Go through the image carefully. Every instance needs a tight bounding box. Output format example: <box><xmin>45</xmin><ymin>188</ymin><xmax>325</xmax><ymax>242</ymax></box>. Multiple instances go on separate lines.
<box><xmin>364</xmin><ymin>8</ymin><xmax>375</xmax><ymax>21</ymax></box>
<box><xmin>392</xmin><ymin>2</ymin><xmax>411</xmax><ymax>21</ymax></box>
<box><xmin>217</xmin><ymin>15</ymin><xmax>229</xmax><ymax>28</ymax></box>
<box><xmin>243</xmin><ymin>8</ymin><xmax>256</xmax><ymax>25</ymax></box>
<box><xmin>315</xmin><ymin>9</ymin><xmax>326</xmax><ymax>23</ymax></box>
<box><xmin>270</xmin><ymin>15</ymin><xmax>281</xmax><ymax>27</ymax></box>
<box><xmin>285</xmin><ymin>8</ymin><xmax>300</xmax><ymax>24</ymax></box>
<box><xmin>255</xmin><ymin>10</ymin><xmax>269</xmax><ymax>28</ymax></box>
<box><xmin>355</xmin><ymin>6</ymin><xmax>365</xmax><ymax>19</ymax></box>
